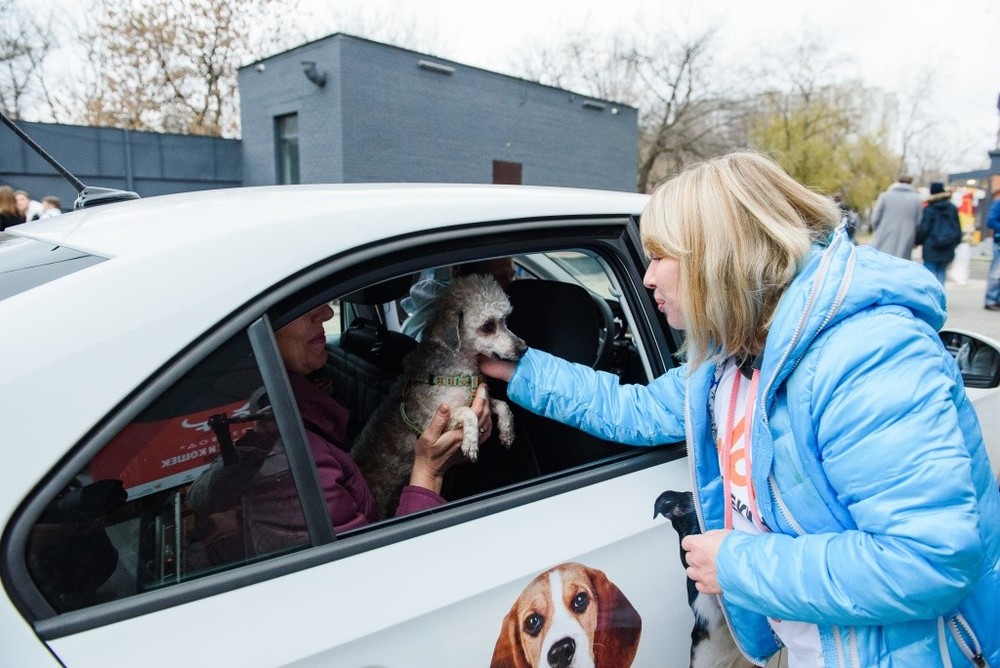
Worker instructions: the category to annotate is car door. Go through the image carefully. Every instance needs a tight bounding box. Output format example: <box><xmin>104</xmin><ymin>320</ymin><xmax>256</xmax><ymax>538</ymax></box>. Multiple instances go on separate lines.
<box><xmin>12</xmin><ymin>215</ymin><xmax>699</xmax><ymax>667</ymax></box>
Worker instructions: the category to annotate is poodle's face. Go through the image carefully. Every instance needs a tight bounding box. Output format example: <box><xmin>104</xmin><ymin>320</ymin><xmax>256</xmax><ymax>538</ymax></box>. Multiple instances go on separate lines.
<box><xmin>436</xmin><ymin>274</ymin><xmax>526</xmax><ymax>361</ymax></box>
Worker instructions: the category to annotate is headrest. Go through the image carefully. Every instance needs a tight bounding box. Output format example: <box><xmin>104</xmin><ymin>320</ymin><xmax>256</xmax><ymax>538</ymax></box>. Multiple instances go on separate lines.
<box><xmin>505</xmin><ymin>280</ymin><xmax>601</xmax><ymax>366</ymax></box>
<box><xmin>340</xmin><ymin>317</ymin><xmax>416</xmax><ymax>374</ymax></box>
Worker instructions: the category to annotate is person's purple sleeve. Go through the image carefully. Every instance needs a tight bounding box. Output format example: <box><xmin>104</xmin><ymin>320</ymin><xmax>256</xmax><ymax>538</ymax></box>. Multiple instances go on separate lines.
<box><xmin>395</xmin><ymin>485</ymin><xmax>446</xmax><ymax>516</ymax></box>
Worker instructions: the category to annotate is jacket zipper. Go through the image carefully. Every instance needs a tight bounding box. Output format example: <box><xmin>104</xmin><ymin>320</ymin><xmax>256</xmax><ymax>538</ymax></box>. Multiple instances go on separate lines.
<box><xmin>758</xmin><ymin>233</ymin><xmax>843</xmax><ymax>425</ymax></box>
<box><xmin>947</xmin><ymin>613</ymin><xmax>988</xmax><ymax>667</ymax></box>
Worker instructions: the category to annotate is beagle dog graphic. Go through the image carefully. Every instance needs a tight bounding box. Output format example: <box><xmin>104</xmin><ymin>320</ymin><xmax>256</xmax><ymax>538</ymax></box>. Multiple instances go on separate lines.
<box><xmin>491</xmin><ymin>562</ymin><xmax>642</xmax><ymax>668</ymax></box>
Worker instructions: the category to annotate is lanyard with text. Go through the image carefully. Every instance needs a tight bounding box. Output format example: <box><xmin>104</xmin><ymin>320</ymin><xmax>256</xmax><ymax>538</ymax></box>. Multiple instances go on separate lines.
<box><xmin>719</xmin><ymin>367</ymin><xmax>763</xmax><ymax>531</ymax></box>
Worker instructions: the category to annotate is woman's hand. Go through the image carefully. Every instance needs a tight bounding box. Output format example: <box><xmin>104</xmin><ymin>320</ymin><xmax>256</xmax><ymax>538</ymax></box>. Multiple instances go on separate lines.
<box><xmin>681</xmin><ymin>529</ymin><xmax>730</xmax><ymax>595</ymax></box>
<box><xmin>472</xmin><ymin>383</ymin><xmax>492</xmax><ymax>443</ymax></box>
<box><xmin>409</xmin><ymin>385</ymin><xmax>496</xmax><ymax>494</ymax></box>
<box><xmin>409</xmin><ymin>405</ymin><xmax>468</xmax><ymax>494</ymax></box>
<box><xmin>478</xmin><ymin>355</ymin><xmax>516</xmax><ymax>382</ymax></box>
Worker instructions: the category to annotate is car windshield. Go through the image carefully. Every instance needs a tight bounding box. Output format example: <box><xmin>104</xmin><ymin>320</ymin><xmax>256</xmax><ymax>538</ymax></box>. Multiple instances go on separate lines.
<box><xmin>0</xmin><ymin>233</ymin><xmax>105</xmax><ymax>301</ymax></box>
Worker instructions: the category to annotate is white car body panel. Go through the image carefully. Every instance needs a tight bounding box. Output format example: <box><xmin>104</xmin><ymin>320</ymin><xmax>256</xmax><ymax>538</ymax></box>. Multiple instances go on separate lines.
<box><xmin>45</xmin><ymin>463</ymin><xmax>692</xmax><ymax>667</ymax></box>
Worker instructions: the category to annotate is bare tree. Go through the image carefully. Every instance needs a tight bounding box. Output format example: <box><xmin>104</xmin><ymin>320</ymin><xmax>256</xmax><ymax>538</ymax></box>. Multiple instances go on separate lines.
<box><xmin>739</xmin><ymin>32</ymin><xmax>905</xmax><ymax>215</ymax></box>
<box><xmin>78</xmin><ymin>0</ymin><xmax>301</xmax><ymax>137</ymax></box>
<box><xmin>0</xmin><ymin>0</ymin><xmax>58</xmax><ymax>120</ymax></box>
<box><xmin>512</xmin><ymin>23</ymin><xmax>746</xmax><ymax>192</ymax></box>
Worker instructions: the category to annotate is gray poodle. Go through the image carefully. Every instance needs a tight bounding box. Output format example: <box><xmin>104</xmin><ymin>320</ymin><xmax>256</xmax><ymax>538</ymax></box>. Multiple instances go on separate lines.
<box><xmin>353</xmin><ymin>273</ymin><xmax>526</xmax><ymax>518</ymax></box>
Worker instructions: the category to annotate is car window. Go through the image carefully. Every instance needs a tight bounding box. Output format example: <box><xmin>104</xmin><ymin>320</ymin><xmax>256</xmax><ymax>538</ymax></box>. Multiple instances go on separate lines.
<box><xmin>26</xmin><ymin>330</ymin><xmax>309</xmax><ymax>613</ymax></box>
<box><xmin>0</xmin><ymin>233</ymin><xmax>106</xmax><ymax>301</ymax></box>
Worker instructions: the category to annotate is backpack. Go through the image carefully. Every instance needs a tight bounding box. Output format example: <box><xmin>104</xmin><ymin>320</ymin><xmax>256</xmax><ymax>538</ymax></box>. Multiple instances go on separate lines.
<box><xmin>923</xmin><ymin>205</ymin><xmax>961</xmax><ymax>251</ymax></box>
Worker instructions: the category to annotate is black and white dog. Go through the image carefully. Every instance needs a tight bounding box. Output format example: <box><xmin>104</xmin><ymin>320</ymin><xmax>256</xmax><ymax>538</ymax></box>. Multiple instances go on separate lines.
<box><xmin>654</xmin><ymin>490</ymin><xmax>753</xmax><ymax>668</ymax></box>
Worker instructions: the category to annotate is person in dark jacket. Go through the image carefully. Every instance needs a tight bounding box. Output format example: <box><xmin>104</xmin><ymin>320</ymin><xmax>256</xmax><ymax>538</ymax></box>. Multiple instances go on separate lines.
<box><xmin>916</xmin><ymin>181</ymin><xmax>962</xmax><ymax>284</ymax></box>
<box><xmin>188</xmin><ymin>303</ymin><xmax>492</xmax><ymax>553</ymax></box>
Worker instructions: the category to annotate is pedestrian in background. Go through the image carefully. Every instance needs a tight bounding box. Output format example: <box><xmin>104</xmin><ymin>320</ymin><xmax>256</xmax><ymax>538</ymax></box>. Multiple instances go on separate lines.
<box><xmin>14</xmin><ymin>189</ymin><xmax>43</xmax><ymax>222</ymax></box>
<box><xmin>0</xmin><ymin>185</ymin><xmax>27</xmax><ymax>231</ymax></box>
<box><xmin>37</xmin><ymin>196</ymin><xmax>62</xmax><ymax>219</ymax></box>
<box><xmin>870</xmin><ymin>175</ymin><xmax>922</xmax><ymax>259</ymax></box>
<box><xmin>915</xmin><ymin>182</ymin><xmax>962</xmax><ymax>284</ymax></box>
<box><xmin>985</xmin><ymin>188</ymin><xmax>1000</xmax><ymax>312</ymax></box>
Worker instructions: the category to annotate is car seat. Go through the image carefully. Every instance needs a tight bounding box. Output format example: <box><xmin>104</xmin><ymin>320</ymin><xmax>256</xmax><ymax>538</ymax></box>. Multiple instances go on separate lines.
<box><xmin>503</xmin><ymin>279</ymin><xmax>631</xmax><ymax>473</ymax></box>
<box><xmin>326</xmin><ymin>275</ymin><xmax>417</xmax><ymax>443</ymax></box>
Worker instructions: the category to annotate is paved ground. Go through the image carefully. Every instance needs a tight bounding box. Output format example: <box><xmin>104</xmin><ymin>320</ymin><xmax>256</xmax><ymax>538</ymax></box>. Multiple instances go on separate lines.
<box><xmin>940</xmin><ymin>256</ymin><xmax>999</xmax><ymax>340</ymax></box>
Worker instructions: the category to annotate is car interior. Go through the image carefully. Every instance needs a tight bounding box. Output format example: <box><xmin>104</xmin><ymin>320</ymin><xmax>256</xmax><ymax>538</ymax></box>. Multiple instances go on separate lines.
<box><xmin>324</xmin><ymin>252</ymin><xmax>648</xmax><ymax>500</ymax></box>
<box><xmin>941</xmin><ymin>330</ymin><xmax>1000</xmax><ymax>389</ymax></box>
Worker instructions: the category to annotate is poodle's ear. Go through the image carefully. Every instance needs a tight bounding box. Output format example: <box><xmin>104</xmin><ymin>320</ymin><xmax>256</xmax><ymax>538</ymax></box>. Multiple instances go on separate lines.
<box><xmin>428</xmin><ymin>307</ymin><xmax>463</xmax><ymax>353</ymax></box>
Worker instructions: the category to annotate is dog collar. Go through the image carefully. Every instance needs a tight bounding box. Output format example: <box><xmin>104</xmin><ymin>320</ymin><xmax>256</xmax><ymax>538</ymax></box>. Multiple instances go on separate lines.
<box><xmin>414</xmin><ymin>373</ymin><xmax>481</xmax><ymax>388</ymax></box>
<box><xmin>398</xmin><ymin>373</ymin><xmax>482</xmax><ymax>436</ymax></box>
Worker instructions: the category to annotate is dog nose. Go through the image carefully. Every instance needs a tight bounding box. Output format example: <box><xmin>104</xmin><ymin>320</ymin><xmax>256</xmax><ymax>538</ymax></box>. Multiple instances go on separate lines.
<box><xmin>547</xmin><ymin>637</ymin><xmax>576</xmax><ymax>668</ymax></box>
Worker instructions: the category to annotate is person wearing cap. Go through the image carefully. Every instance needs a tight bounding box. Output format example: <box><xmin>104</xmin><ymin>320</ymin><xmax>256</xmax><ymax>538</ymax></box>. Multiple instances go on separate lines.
<box><xmin>915</xmin><ymin>181</ymin><xmax>962</xmax><ymax>284</ymax></box>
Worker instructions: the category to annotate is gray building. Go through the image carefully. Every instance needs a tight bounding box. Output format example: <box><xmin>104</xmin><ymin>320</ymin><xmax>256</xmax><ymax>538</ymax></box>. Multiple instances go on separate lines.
<box><xmin>240</xmin><ymin>34</ymin><xmax>638</xmax><ymax>191</ymax></box>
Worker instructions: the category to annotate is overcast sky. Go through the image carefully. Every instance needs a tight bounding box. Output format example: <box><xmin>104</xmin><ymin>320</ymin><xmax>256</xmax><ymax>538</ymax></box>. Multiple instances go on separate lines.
<box><xmin>34</xmin><ymin>0</ymin><xmax>1000</xmax><ymax>173</ymax></box>
<box><xmin>319</xmin><ymin>0</ymin><xmax>1000</xmax><ymax>173</ymax></box>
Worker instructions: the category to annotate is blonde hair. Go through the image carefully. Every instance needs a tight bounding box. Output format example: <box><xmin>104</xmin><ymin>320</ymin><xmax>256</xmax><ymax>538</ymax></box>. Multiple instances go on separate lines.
<box><xmin>641</xmin><ymin>151</ymin><xmax>839</xmax><ymax>367</ymax></box>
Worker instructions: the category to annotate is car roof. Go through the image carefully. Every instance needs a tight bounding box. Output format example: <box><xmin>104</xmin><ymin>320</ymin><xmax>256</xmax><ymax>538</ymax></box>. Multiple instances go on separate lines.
<box><xmin>15</xmin><ymin>183</ymin><xmax>648</xmax><ymax>259</ymax></box>
<box><xmin>0</xmin><ymin>184</ymin><xmax>647</xmax><ymax>511</ymax></box>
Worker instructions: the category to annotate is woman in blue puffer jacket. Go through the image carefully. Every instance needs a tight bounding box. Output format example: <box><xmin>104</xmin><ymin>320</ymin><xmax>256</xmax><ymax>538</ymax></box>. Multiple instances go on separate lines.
<box><xmin>481</xmin><ymin>152</ymin><xmax>1000</xmax><ymax>667</ymax></box>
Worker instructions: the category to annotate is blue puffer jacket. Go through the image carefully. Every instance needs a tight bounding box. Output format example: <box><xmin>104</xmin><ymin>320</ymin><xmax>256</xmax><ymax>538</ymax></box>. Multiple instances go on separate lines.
<box><xmin>507</xmin><ymin>229</ymin><xmax>1000</xmax><ymax>666</ymax></box>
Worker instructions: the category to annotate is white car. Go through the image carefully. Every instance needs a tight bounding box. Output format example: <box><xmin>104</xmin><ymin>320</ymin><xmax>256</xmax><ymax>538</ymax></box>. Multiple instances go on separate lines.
<box><xmin>1</xmin><ymin>183</ymin><xmax>998</xmax><ymax>668</ymax></box>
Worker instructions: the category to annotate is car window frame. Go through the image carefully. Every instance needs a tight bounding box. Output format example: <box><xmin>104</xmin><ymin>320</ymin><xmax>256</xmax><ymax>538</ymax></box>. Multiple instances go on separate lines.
<box><xmin>12</xmin><ymin>214</ymin><xmax>686</xmax><ymax>640</ymax></box>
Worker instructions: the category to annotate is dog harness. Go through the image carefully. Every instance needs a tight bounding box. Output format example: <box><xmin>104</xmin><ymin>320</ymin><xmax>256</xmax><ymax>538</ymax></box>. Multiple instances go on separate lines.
<box><xmin>399</xmin><ymin>373</ymin><xmax>482</xmax><ymax>436</ymax></box>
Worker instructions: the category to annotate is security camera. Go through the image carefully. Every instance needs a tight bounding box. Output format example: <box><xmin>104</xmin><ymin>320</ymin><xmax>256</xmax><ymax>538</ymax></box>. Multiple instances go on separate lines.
<box><xmin>256</xmin><ymin>63</ymin><xmax>266</xmax><ymax>73</ymax></box>
<box><xmin>301</xmin><ymin>61</ymin><xmax>327</xmax><ymax>88</ymax></box>
<box><xmin>611</xmin><ymin>107</ymin><xmax>619</xmax><ymax>115</ymax></box>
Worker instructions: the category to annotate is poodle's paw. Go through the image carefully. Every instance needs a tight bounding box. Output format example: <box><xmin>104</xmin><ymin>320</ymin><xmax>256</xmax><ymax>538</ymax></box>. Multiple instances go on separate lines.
<box><xmin>461</xmin><ymin>435</ymin><xmax>480</xmax><ymax>462</ymax></box>
<box><xmin>493</xmin><ymin>399</ymin><xmax>515</xmax><ymax>449</ymax></box>
<box><xmin>454</xmin><ymin>407</ymin><xmax>480</xmax><ymax>462</ymax></box>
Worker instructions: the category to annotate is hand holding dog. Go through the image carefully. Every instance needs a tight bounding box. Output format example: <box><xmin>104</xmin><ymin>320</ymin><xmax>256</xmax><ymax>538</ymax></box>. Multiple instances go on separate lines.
<box><xmin>682</xmin><ymin>529</ymin><xmax>730</xmax><ymax>595</ymax></box>
<box><xmin>409</xmin><ymin>386</ymin><xmax>493</xmax><ymax>494</ymax></box>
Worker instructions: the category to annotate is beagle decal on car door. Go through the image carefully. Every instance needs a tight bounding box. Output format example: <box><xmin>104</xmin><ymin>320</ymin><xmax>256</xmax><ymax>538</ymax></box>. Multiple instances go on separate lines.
<box><xmin>491</xmin><ymin>561</ymin><xmax>642</xmax><ymax>668</ymax></box>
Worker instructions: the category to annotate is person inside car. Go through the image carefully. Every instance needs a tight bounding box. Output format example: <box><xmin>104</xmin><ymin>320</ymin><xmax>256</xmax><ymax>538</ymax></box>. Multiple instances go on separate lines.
<box><xmin>479</xmin><ymin>151</ymin><xmax>1000</xmax><ymax>666</ymax></box>
<box><xmin>188</xmin><ymin>303</ymin><xmax>493</xmax><ymax>553</ymax></box>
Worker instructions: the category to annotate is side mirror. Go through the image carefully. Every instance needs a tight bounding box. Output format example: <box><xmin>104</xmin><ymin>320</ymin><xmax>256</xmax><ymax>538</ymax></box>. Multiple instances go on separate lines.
<box><xmin>940</xmin><ymin>329</ymin><xmax>1000</xmax><ymax>390</ymax></box>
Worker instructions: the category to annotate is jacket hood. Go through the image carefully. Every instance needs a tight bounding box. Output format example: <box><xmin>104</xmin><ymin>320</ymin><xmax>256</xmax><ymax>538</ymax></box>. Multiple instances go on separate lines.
<box><xmin>926</xmin><ymin>191</ymin><xmax>952</xmax><ymax>204</ymax></box>
<box><xmin>400</xmin><ymin>278</ymin><xmax>446</xmax><ymax>316</ymax></box>
<box><xmin>760</xmin><ymin>227</ymin><xmax>946</xmax><ymax>393</ymax></box>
